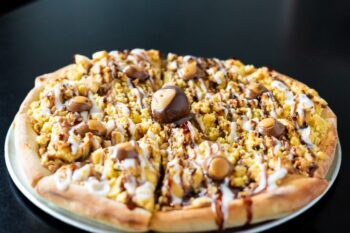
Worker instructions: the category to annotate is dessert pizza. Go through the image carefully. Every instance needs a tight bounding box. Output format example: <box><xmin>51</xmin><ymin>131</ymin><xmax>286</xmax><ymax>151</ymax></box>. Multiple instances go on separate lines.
<box><xmin>14</xmin><ymin>49</ymin><xmax>338</xmax><ymax>232</ymax></box>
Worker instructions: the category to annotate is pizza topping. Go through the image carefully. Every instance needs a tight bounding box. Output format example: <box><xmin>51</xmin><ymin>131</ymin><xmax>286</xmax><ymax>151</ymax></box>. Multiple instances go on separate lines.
<box><xmin>206</xmin><ymin>156</ymin><xmax>232</xmax><ymax>181</ymax></box>
<box><xmin>87</xmin><ymin>120</ymin><xmax>107</xmax><ymax>136</ymax></box>
<box><xmin>28</xmin><ymin>49</ymin><xmax>332</xmax><ymax>217</ymax></box>
<box><xmin>114</xmin><ymin>142</ymin><xmax>139</xmax><ymax>161</ymax></box>
<box><xmin>74</xmin><ymin>121</ymin><xmax>90</xmax><ymax>136</ymax></box>
<box><xmin>68</xmin><ymin>127</ymin><xmax>80</xmax><ymax>155</ymax></box>
<box><xmin>258</xmin><ymin>118</ymin><xmax>286</xmax><ymax>137</ymax></box>
<box><xmin>66</xmin><ymin>96</ymin><xmax>92</xmax><ymax>112</ymax></box>
<box><xmin>219</xmin><ymin>180</ymin><xmax>235</xmax><ymax>224</ymax></box>
<box><xmin>75</xmin><ymin>54</ymin><xmax>92</xmax><ymax>72</ymax></box>
<box><xmin>72</xmin><ymin>164</ymin><xmax>91</xmax><ymax>182</ymax></box>
<box><xmin>123</xmin><ymin>65</ymin><xmax>149</xmax><ymax>82</ymax></box>
<box><xmin>178</xmin><ymin>59</ymin><xmax>205</xmax><ymax>80</ymax></box>
<box><xmin>53</xmin><ymin>84</ymin><xmax>64</xmax><ymax>110</ymax></box>
<box><xmin>267</xmin><ymin>161</ymin><xmax>288</xmax><ymax>191</ymax></box>
<box><xmin>85</xmin><ymin>177</ymin><xmax>110</xmax><ymax>197</ymax></box>
<box><xmin>54</xmin><ymin>166</ymin><xmax>72</xmax><ymax>191</ymax></box>
<box><xmin>253</xmin><ymin>154</ymin><xmax>267</xmax><ymax>194</ymax></box>
<box><xmin>299</xmin><ymin>126</ymin><xmax>313</xmax><ymax>146</ymax></box>
<box><xmin>151</xmin><ymin>85</ymin><xmax>191</xmax><ymax>123</ymax></box>
<box><xmin>245</xmin><ymin>83</ymin><xmax>267</xmax><ymax>99</ymax></box>
<box><xmin>271</xmin><ymin>80</ymin><xmax>295</xmax><ymax>114</ymax></box>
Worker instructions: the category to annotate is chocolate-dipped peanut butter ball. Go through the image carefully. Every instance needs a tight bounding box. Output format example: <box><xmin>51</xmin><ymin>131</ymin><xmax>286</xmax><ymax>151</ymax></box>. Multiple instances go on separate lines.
<box><xmin>151</xmin><ymin>85</ymin><xmax>191</xmax><ymax>124</ymax></box>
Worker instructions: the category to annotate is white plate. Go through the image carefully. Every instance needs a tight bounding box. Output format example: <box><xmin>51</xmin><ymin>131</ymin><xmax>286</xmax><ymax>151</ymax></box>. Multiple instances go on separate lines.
<box><xmin>5</xmin><ymin>124</ymin><xmax>342</xmax><ymax>233</ymax></box>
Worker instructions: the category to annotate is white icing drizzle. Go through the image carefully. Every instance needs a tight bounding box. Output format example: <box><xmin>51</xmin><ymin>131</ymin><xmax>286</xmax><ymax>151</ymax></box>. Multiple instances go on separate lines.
<box><xmin>273</xmin><ymin>137</ymin><xmax>282</xmax><ymax>155</ymax></box>
<box><xmin>183</xmin><ymin>55</ymin><xmax>194</xmax><ymax>62</ymax></box>
<box><xmin>194</xmin><ymin>115</ymin><xmax>205</xmax><ymax>132</ymax></box>
<box><xmin>266</xmin><ymin>93</ymin><xmax>278</xmax><ymax>118</ymax></box>
<box><xmin>126</xmin><ymin>78</ymin><xmax>144</xmax><ymax>110</ymax></box>
<box><xmin>109</xmin><ymin>50</ymin><xmax>122</xmax><ymax>62</ymax></box>
<box><xmin>299</xmin><ymin>126</ymin><xmax>313</xmax><ymax>146</ymax></box>
<box><xmin>213</xmin><ymin>71</ymin><xmax>223</xmax><ymax>84</ymax></box>
<box><xmin>91</xmin><ymin>64</ymin><xmax>101</xmax><ymax>74</ymax></box>
<box><xmin>288</xmin><ymin>152</ymin><xmax>294</xmax><ymax>160</ymax></box>
<box><xmin>85</xmin><ymin>178</ymin><xmax>110</xmax><ymax>196</ymax></box>
<box><xmin>117</xmin><ymin>102</ymin><xmax>130</xmax><ymax>116</ymax></box>
<box><xmin>54</xmin><ymin>166</ymin><xmax>72</xmax><ymax>191</ymax></box>
<box><xmin>132</xmin><ymin>88</ymin><xmax>144</xmax><ymax>109</ymax></box>
<box><xmin>271</xmin><ymin>81</ymin><xmax>295</xmax><ymax>114</ymax></box>
<box><xmin>214</xmin><ymin>58</ymin><xmax>227</xmax><ymax>74</ymax></box>
<box><xmin>271</xmin><ymin>80</ymin><xmax>288</xmax><ymax>91</ymax></box>
<box><xmin>128</xmin><ymin>119</ymin><xmax>136</xmax><ymax>139</ymax></box>
<box><xmin>198</xmin><ymin>78</ymin><xmax>208</xmax><ymax>93</ymax></box>
<box><xmin>134</xmin><ymin>182</ymin><xmax>154</xmax><ymax>201</ymax></box>
<box><xmin>189</xmin><ymin>80</ymin><xmax>203</xmax><ymax>99</ymax></box>
<box><xmin>138</xmin><ymin>140</ymin><xmax>150</xmax><ymax>158</ymax></box>
<box><xmin>296</xmin><ymin>94</ymin><xmax>315</xmax><ymax>121</ymax></box>
<box><xmin>167</xmin><ymin>158</ymin><xmax>183</xmax><ymax>204</ymax></box>
<box><xmin>253</xmin><ymin>154</ymin><xmax>267</xmax><ymax>194</ymax></box>
<box><xmin>242</xmin><ymin>120</ymin><xmax>254</xmax><ymax>131</ymax></box>
<box><xmin>124</xmin><ymin>176</ymin><xmax>137</xmax><ymax>195</ymax></box>
<box><xmin>187</xmin><ymin>121</ymin><xmax>197</xmax><ymax>146</ymax></box>
<box><xmin>167</xmin><ymin>60</ymin><xmax>177</xmax><ymax>70</ymax></box>
<box><xmin>298</xmin><ymin>94</ymin><xmax>314</xmax><ymax>110</ymax></box>
<box><xmin>68</xmin><ymin>127</ymin><xmax>80</xmax><ymax>155</ymax></box>
<box><xmin>173</xmin><ymin>172</ymin><xmax>181</xmax><ymax>185</ymax></box>
<box><xmin>130</xmin><ymin>48</ymin><xmax>147</xmax><ymax>59</ymax></box>
<box><xmin>229</xmin><ymin>122</ymin><xmax>237</xmax><ymax>143</ymax></box>
<box><xmin>41</xmin><ymin>105</ymin><xmax>51</xmax><ymax>116</ymax></box>
<box><xmin>246</xmin><ymin>108</ymin><xmax>253</xmax><ymax>119</ymax></box>
<box><xmin>88</xmin><ymin>92</ymin><xmax>103</xmax><ymax>120</ymax></box>
<box><xmin>220</xmin><ymin>179</ymin><xmax>234</xmax><ymax>224</ymax></box>
<box><xmin>106</xmin><ymin>119</ymin><xmax>116</xmax><ymax>135</ymax></box>
<box><xmin>72</xmin><ymin>164</ymin><xmax>91</xmax><ymax>182</ymax></box>
<box><xmin>203</xmin><ymin>141</ymin><xmax>212</xmax><ymax>160</ymax></box>
<box><xmin>267</xmin><ymin>167</ymin><xmax>287</xmax><ymax>191</ymax></box>
<box><xmin>121</xmin><ymin>158</ymin><xmax>137</xmax><ymax>170</ymax></box>
<box><xmin>115</xmin><ymin>121</ymin><xmax>126</xmax><ymax>142</ymax></box>
<box><xmin>80</xmin><ymin>111</ymin><xmax>88</xmax><ymax>121</ymax></box>
<box><xmin>53</xmin><ymin>84</ymin><xmax>64</xmax><ymax>110</ymax></box>
<box><xmin>211</xmin><ymin>143</ymin><xmax>220</xmax><ymax>154</ymax></box>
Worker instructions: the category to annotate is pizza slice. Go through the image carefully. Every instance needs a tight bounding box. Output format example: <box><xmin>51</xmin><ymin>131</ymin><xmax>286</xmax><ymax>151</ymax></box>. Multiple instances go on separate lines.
<box><xmin>15</xmin><ymin>49</ymin><xmax>164</xmax><ymax>231</ymax></box>
<box><xmin>149</xmin><ymin>54</ymin><xmax>336</xmax><ymax>231</ymax></box>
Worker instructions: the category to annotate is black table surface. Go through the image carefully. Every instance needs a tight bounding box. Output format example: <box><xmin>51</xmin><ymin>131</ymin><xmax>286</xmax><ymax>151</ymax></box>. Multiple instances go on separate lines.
<box><xmin>0</xmin><ymin>0</ymin><xmax>349</xmax><ymax>232</ymax></box>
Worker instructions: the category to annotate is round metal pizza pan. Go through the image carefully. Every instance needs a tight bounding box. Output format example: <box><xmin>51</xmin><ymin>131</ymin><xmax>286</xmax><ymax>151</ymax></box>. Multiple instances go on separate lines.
<box><xmin>5</xmin><ymin>124</ymin><xmax>342</xmax><ymax>233</ymax></box>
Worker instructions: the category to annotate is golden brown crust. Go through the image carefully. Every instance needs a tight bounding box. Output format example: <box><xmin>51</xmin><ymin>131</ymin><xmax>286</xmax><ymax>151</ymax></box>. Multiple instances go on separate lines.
<box><xmin>14</xmin><ymin>66</ymin><xmax>73</xmax><ymax>186</ymax></box>
<box><xmin>313</xmin><ymin>107</ymin><xmax>338</xmax><ymax>178</ymax></box>
<box><xmin>36</xmin><ymin>175</ymin><xmax>150</xmax><ymax>232</ymax></box>
<box><xmin>150</xmin><ymin>199</ymin><xmax>247</xmax><ymax>232</ymax></box>
<box><xmin>149</xmin><ymin>175</ymin><xmax>327</xmax><ymax>232</ymax></box>
<box><xmin>250</xmin><ymin>175</ymin><xmax>327</xmax><ymax>224</ymax></box>
<box><xmin>14</xmin><ymin>113</ymin><xmax>51</xmax><ymax>186</ymax></box>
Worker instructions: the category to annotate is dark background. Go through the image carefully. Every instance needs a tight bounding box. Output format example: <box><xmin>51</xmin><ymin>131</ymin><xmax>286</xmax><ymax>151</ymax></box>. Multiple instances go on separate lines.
<box><xmin>0</xmin><ymin>0</ymin><xmax>349</xmax><ymax>232</ymax></box>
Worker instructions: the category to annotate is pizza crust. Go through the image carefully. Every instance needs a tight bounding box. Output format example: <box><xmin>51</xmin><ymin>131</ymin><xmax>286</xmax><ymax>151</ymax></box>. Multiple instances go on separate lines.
<box><xmin>36</xmin><ymin>175</ymin><xmax>151</xmax><ymax>232</ymax></box>
<box><xmin>313</xmin><ymin>107</ymin><xmax>337</xmax><ymax>178</ymax></box>
<box><xmin>149</xmin><ymin>175</ymin><xmax>327</xmax><ymax>232</ymax></box>
<box><xmin>14</xmin><ymin>66</ymin><xmax>73</xmax><ymax>186</ymax></box>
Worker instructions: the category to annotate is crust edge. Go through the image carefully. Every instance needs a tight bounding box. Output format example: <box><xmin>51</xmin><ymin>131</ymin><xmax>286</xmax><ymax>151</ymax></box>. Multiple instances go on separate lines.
<box><xmin>149</xmin><ymin>175</ymin><xmax>328</xmax><ymax>232</ymax></box>
<box><xmin>36</xmin><ymin>175</ymin><xmax>151</xmax><ymax>232</ymax></box>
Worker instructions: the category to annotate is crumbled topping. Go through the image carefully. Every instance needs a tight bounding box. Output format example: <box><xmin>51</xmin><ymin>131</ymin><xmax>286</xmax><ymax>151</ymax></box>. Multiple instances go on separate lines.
<box><xmin>29</xmin><ymin>49</ymin><xmax>331</xmax><ymax>216</ymax></box>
